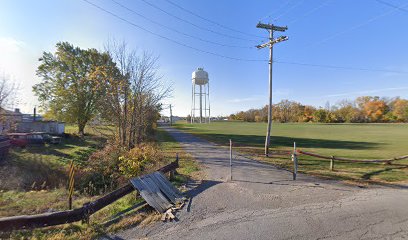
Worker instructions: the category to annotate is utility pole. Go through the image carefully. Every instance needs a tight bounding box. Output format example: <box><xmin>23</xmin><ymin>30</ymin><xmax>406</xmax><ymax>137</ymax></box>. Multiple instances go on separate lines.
<box><xmin>256</xmin><ymin>22</ymin><xmax>288</xmax><ymax>156</ymax></box>
<box><xmin>169</xmin><ymin>104</ymin><xmax>173</xmax><ymax>126</ymax></box>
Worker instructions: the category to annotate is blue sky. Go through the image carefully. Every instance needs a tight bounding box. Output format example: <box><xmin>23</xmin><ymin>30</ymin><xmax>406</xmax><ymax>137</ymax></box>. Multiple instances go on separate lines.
<box><xmin>1</xmin><ymin>0</ymin><xmax>407</xmax><ymax>117</ymax></box>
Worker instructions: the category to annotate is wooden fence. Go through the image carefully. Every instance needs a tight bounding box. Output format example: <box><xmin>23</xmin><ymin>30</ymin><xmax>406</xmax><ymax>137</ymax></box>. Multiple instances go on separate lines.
<box><xmin>0</xmin><ymin>159</ymin><xmax>179</xmax><ymax>232</ymax></box>
<box><xmin>297</xmin><ymin>150</ymin><xmax>408</xmax><ymax>171</ymax></box>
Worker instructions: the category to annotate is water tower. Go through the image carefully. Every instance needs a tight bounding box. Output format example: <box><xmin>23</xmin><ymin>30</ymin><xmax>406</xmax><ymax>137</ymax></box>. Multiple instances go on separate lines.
<box><xmin>191</xmin><ymin>68</ymin><xmax>210</xmax><ymax>123</ymax></box>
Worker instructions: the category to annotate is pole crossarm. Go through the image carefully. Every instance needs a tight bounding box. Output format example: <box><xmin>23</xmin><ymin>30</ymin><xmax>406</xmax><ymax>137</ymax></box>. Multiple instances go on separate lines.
<box><xmin>256</xmin><ymin>22</ymin><xmax>288</xmax><ymax>32</ymax></box>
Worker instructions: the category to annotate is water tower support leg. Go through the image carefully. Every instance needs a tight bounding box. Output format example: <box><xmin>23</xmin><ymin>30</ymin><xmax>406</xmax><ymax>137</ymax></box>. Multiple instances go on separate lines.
<box><xmin>199</xmin><ymin>85</ymin><xmax>203</xmax><ymax>123</ymax></box>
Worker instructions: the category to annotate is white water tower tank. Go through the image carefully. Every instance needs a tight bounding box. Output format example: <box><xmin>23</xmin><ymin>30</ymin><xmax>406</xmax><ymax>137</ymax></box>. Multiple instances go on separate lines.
<box><xmin>192</xmin><ymin>68</ymin><xmax>209</xmax><ymax>85</ymax></box>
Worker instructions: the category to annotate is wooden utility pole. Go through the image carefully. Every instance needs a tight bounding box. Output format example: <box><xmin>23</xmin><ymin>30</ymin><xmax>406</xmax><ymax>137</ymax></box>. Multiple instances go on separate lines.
<box><xmin>256</xmin><ymin>22</ymin><xmax>288</xmax><ymax>156</ymax></box>
<box><xmin>169</xmin><ymin>104</ymin><xmax>173</xmax><ymax>126</ymax></box>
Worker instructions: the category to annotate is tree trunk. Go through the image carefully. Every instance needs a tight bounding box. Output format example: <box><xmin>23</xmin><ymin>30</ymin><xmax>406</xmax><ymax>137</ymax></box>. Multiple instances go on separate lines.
<box><xmin>78</xmin><ymin>123</ymin><xmax>85</xmax><ymax>137</ymax></box>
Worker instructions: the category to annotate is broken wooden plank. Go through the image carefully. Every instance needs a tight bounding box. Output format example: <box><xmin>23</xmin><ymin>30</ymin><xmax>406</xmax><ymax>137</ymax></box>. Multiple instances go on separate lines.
<box><xmin>154</xmin><ymin>172</ymin><xmax>183</xmax><ymax>196</ymax></box>
<box><xmin>140</xmin><ymin>176</ymin><xmax>173</xmax><ymax>211</ymax></box>
<box><xmin>150</xmin><ymin>173</ymin><xmax>182</xmax><ymax>204</ymax></box>
<box><xmin>130</xmin><ymin>172</ymin><xmax>185</xmax><ymax>213</ymax></box>
<box><xmin>130</xmin><ymin>178</ymin><xmax>166</xmax><ymax>213</ymax></box>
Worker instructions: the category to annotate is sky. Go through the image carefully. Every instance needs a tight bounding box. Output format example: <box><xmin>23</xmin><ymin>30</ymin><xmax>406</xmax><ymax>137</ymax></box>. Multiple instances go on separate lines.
<box><xmin>0</xmin><ymin>0</ymin><xmax>407</xmax><ymax>117</ymax></box>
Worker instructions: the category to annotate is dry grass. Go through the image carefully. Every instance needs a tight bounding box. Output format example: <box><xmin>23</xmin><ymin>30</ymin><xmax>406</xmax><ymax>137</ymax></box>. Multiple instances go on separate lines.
<box><xmin>0</xmin><ymin>127</ymin><xmax>201</xmax><ymax>239</ymax></box>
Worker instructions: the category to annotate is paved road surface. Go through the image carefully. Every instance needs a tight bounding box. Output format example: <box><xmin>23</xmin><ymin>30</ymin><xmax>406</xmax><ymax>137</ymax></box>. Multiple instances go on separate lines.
<box><xmin>115</xmin><ymin>127</ymin><xmax>408</xmax><ymax>240</ymax></box>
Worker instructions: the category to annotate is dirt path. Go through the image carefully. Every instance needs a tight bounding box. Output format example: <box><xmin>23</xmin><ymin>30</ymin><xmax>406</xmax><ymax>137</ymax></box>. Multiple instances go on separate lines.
<box><xmin>114</xmin><ymin>127</ymin><xmax>408</xmax><ymax>240</ymax></box>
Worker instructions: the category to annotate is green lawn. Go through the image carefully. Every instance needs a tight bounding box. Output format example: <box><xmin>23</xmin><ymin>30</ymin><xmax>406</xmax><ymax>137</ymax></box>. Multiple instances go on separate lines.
<box><xmin>174</xmin><ymin>121</ymin><xmax>408</xmax><ymax>184</ymax></box>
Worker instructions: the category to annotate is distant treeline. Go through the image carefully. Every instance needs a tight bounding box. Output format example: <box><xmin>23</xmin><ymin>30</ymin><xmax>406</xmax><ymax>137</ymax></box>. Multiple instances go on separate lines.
<box><xmin>229</xmin><ymin>96</ymin><xmax>408</xmax><ymax>123</ymax></box>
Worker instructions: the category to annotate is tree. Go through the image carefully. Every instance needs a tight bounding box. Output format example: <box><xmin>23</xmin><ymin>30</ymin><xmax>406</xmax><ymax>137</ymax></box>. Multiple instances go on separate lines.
<box><xmin>33</xmin><ymin>42</ymin><xmax>109</xmax><ymax>135</ymax></box>
<box><xmin>0</xmin><ymin>73</ymin><xmax>19</xmax><ymax>133</ymax></box>
<box><xmin>363</xmin><ymin>99</ymin><xmax>387</xmax><ymax>122</ymax></box>
<box><xmin>0</xmin><ymin>73</ymin><xmax>18</xmax><ymax>110</ymax></box>
<box><xmin>333</xmin><ymin>100</ymin><xmax>363</xmax><ymax>123</ymax></box>
<box><xmin>273</xmin><ymin>100</ymin><xmax>303</xmax><ymax>123</ymax></box>
<box><xmin>302</xmin><ymin>105</ymin><xmax>315</xmax><ymax>122</ymax></box>
<box><xmin>392</xmin><ymin>99</ymin><xmax>408</xmax><ymax>122</ymax></box>
<box><xmin>313</xmin><ymin>109</ymin><xmax>329</xmax><ymax>123</ymax></box>
<box><xmin>97</xmin><ymin>40</ymin><xmax>171</xmax><ymax>148</ymax></box>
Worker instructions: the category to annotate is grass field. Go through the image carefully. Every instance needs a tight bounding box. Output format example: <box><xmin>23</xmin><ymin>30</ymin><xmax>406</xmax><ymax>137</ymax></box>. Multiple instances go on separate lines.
<box><xmin>174</xmin><ymin>121</ymin><xmax>408</xmax><ymax>184</ymax></box>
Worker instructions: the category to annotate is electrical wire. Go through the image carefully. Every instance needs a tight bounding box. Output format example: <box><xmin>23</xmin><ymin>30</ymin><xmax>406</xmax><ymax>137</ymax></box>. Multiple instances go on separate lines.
<box><xmin>309</xmin><ymin>2</ymin><xmax>408</xmax><ymax>47</ymax></box>
<box><xmin>273</xmin><ymin>0</ymin><xmax>305</xmax><ymax>21</ymax></box>
<box><xmin>274</xmin><ymin>60</ymin><xmax>408</xmax><ymax>74</ymax></box>
<box><xmin>83</xmin><ymin>0</ymin><xmax>408</xmax><ymax>74</ymax></box>
<box><xmin>82</xmin><ymin>0</ymin><xmax>266</xmax><ymax>62</ymax></box>
<box><xmin>260</xmin><ymin>0</ymin><xmax>292</xmax><ymax>22</ymax></box>
<box><xmin>110</xmin><ymin>0</ymin><xmax>253</xmax><ymax>49</ymax></box>
<box><xmin>138</xmin><ymin>0</ymin><xmax>260</xmax><ymax>42</ymax></box>
<box><xmin>163</xmin><ymin>0</ymin><xmax>264</xmax><ymax>39</ymax></box>
<box><xmin>287</xmin><ymin>0</ymin><xmax>331</xmax><ymax>25</ymax></box>
<box><xmin>375</xmin><ymin>0</ymin><xmax>408</xmax><ymax>13</ymax></box>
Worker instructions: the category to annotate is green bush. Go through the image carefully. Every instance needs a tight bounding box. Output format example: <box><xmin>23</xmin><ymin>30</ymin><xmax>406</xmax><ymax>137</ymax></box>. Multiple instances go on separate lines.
<box><xmin>118</xmin><ymin>144</ymin><xmax>163</xmax><ymax>178</ymax></box>
<box><xmin>78</xmin><ymin>142</ymin><xmax>124</xmax><ymax>195</ymax></box>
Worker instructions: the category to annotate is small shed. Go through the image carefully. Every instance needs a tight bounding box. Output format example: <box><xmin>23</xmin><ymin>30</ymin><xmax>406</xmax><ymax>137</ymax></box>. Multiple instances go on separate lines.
<box><xmin>17</xmin><ymin>121</ymin><xmax>65</xmax><ymax>135</ymax></box>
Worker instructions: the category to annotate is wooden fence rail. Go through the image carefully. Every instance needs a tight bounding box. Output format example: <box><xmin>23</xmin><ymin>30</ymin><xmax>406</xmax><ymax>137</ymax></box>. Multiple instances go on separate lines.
<box><xmin>0</xmin><ymin>160</ymin><xmax>179</xmax><ymax>232</ymax></box>
<box><xmin>297</xmin><ymin>150</ymin><xmax>408</xmax><ymax>163</ymax></box>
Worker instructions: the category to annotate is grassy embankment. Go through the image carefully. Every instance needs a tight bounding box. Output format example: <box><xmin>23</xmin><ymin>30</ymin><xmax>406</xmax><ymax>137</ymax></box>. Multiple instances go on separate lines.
<box><xmin>174</xmin><ymin>121</ymin><xmax>408</xmax><ymax>184</ymax></box>
<box><xmin>0</xmin><ymin>125</ymin><xmax>200</xmax><ymax>239</ymax></box>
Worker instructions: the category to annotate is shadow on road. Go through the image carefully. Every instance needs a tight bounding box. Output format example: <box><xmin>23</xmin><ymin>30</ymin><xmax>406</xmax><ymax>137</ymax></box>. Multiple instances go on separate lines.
<box><xmin>231</xmin><ymin>179</ymin><xmax>354</xmax><ymax>192</ymax></box>
<box><xmin>185</xmin><ymin>180</ymin><xmax>222</xmax><ymax>212</ymax></box>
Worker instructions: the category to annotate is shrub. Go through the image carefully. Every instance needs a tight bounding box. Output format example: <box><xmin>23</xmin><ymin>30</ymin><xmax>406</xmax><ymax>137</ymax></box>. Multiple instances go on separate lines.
<box><xmin>78</xmin><ymin>142</ymin><xmax>125</xmax><ymax>195</ymax></box>
<box><xmin>118</xmin><ymin>143</ymin><xmax>163</xmax><ymax>178</ymax></box>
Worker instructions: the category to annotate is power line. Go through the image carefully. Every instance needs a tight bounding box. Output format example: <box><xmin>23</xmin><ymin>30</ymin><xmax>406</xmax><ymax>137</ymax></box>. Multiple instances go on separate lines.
<box><xmin>275</xmin><ymin>60</ymin><xmax>408</xmax><ymax>74</ymax></box>
<box><xmin>139</xmin><ymin>0</ymin><xmax>260</xmax><ymax>42</ymax></box>
<box><xmin>375</xmin><ymin>0</ymin><xmax>408</xmax><ymax>13</ymax></box>
<box><xmin>273</xmin><ymin>0</ymin><xmax>305</xmax><ymax>21</ymax></box>
<box><xmin>81</xmin><ymin>1</ymin><xmax>408</xmax><ymax>74</ymax></box>
<box><xmin>82</xmin><ymin>0</ymin><xmax>266</xmax><ymax>62</ymax></box>
<box><xmin>287</xmin><ymin>0</ymin><xmax>331</xmax><ymax>25</ymax></box>
<box><xmin>110</xmin><ymin>0</ymin><xmax>253</xmax><ymax>49</ymax></box>
<box><xmin>260</xmin><ymin>0</ymin><xmax>292</xmax><ymax>22</ymax></box>
<box><xmin>309</xmin><ymin>2</ymin><xmax>408</xmax><ymax>47</ymax></box>
<box><xmin>164</xmin><ymin>0</ymin><xmax>264</xmax><ymax>39</ymax></box>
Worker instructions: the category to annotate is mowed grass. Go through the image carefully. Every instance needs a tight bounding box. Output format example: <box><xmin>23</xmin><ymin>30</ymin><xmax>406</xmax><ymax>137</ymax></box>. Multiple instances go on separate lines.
<box><xmin>174</xmin><ymin>121</ymin><xmax>408</xmax><ymax>184</ymax></box>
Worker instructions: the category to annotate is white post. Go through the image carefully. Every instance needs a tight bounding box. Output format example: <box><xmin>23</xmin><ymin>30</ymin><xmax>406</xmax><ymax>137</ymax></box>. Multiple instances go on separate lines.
<box><xmin>230</xmin><ymin>139</ymin><xmax>232</xmax><ymax>181</ymax></box>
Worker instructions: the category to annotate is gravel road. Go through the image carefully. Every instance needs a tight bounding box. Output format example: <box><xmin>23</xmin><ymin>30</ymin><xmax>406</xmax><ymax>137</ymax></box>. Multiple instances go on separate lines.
<box><xmin>114</xmin><ymin>126</ymin><xmax>408</xmax><ymax>240</ymax></box>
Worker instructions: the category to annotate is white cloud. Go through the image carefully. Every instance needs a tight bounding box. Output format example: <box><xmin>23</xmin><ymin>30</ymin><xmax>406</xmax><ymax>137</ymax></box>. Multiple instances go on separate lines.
<box><xmin>323</xmin><ymin>87</ymin><xmax>408</xmax><ymax>98</ymax></box>
<box><xmin>0</xmin><ymin>37</ymin><xmax>25</xmax><ymax>53</ymax></box>
<box><xmin>227</xmin><ymin>89</ymin><xmax>291</xmax><ymax>103</ymax></box>
<box><xmin>227</xmin><ymin>95</ymin><xmax>265</xmax><ymax>103</ymax></box>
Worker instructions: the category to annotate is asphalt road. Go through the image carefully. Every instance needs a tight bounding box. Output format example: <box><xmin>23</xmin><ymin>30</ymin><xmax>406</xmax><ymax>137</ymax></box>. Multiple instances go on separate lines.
<box><xmin>114</xmin><ymin>126</ymin><xmax>408</xmax><ymax>240</ymax></box>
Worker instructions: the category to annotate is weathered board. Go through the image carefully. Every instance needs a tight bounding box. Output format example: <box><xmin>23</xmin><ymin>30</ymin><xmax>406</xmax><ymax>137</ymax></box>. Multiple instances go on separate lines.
<box><xmin>130</xmin><ymin>172</ymin><xmax>183</xmax><ymax>213</ymax></box>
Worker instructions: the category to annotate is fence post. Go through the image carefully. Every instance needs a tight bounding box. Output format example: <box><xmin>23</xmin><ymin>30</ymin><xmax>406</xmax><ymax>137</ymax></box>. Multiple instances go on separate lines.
<box><xmin>68</xmin><ymin>160</ymin><xmax>75</xmax><ymax>210</ymax></box>
<box><xmin>293</xmin><ymin>142</ymin><xmax>297</xmax><ymax>180</ymax></box>
<box><xmin>229</xmin><ymin>139</ymin><xmax>232</xmax><ymax>181</ymax></box>
<box><xmin>330</xmin><ymin>156</ymin><xmax>334</xmax><ymax>171</ymax></box>
<box><xmin>170</xmin><ymin>153</ymin><xmax>178</xmax><ymax>180</ymax></box>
